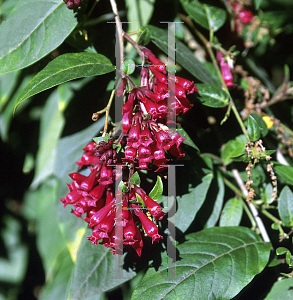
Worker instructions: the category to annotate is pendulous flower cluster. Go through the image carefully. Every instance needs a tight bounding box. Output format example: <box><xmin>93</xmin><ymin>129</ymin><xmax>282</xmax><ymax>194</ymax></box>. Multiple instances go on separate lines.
<box><xmin>61</xmin><ymin>47</ymin><xmax>198</xmax><ymax>255</ymax></box>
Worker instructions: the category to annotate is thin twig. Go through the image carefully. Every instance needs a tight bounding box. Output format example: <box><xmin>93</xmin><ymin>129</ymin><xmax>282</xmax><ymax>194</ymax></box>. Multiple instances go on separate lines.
<box><xmin>100</xmin><ymin>90</ymin><xmax>115</xmax><ymax>136</ymax></box>
<box><xmin>232</xmin><ymin>169</ymin><xmax>271</xmax><ymax>243</ymax></box>
<box><xmin>109</xmin><ymin>0</ymin><xmax>124</xmax><ymax>72</ymax></box>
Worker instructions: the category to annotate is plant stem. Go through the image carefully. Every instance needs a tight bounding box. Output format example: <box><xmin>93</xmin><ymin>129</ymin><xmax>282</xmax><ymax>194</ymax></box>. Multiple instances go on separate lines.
<box><xmin>101</xmin><ymin>90</ymin><xmax>115</xmax><ymax>136</ymax></box>
<box><xmin>232</xmin><ymin>169</ymin><xmax>270</xmax><ymax>242</ymax></box>
<box><xmin>110</xmin><ymin>0</ymin><xmax>124</xmax><ymax>73</ymax></box>
<box><xmin>178</xmin><ymin>14</ymin><xmax>249</xmax><ymax>141</ymax></box>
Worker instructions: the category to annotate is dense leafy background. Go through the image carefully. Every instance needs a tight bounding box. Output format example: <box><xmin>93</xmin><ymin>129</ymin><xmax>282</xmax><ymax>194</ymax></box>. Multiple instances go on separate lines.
<box><xmin>1</xmin><ymin>0</ymin><xmax>293</xmax><ymax>299</ymax></box>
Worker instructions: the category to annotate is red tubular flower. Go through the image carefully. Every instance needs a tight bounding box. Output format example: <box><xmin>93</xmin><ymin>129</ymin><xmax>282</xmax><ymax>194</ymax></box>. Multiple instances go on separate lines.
<box><xmin>69</xmin><ymin>172</ymin><xmax>87</xmax><ymax>182</ymax></box>
<box><xmin>117</xmin><ymin>78</ymin><xmax>127</xmax><ymax>97</ymax></box>
<box><xmin>98</xmin><ymin>163</ymin><xmax>113</xmax><ymax>185</ymax></box>
<box><xmin>132</xmin><ymin>205</ymin><xmax>162</xmax><ymax>243</ymax></box>
<box><xmin>150</xmin><ymin>66</ymin><xmax>167</xmax><ymax>84</ymax></box>
<box><xmin>89</xmin><ymin>199</ymin><xmax>115</xmax><ymax>228</ymax></box>
<box><xmin>96</xmin><ymin>210</ymin><xmax>115</xmax><ymax>233</ymax></box>
<box><xmin>142</xmin><ymin>48</ymin><xmax>167</xmax><ymax>74</ymax></box>
<box><xmin>122</xmin><ymin>147</ymin><xmax>137</xmax><ymax>163</ymax></box>
<box><xmin>135</xmin><ymin>186</ymin><xmax>166</xmax><ymax>221</ymax></box>
<box><xmin>60</xmin><ymin>191</ymin><xmax>82</xmax><ymax>207</ymax></box>
<box><xmin>89</xmin><ymin>184</ymin><xmax>106</xmax><ymax>200</ymax></box>
<box><xmin>80</xmin><ymin>168</ymin><xmax>99</xmax><ymax>191</ymax></box>
<box><xmin>217</xmin><ymin>51</ymin><xmax>235</xmax><ymax>88</ymax></box>
<box><xmin>82</xmin><ymin>142</ymin><xmax>96</xmax><ymax>151</ymax></box>
<box><xmin>138</xmin><ymin>124</ymin><xmax>154</xmax><ymax>147</ymax></box>
<box><xmin>123</xmin><ymin>213</ymin><xmax>136</xmax><ymax>244</ymax></box>
<box><xmin>140</xmin><ymin>67</ymin><xmax>149</xmax><ymax>87</ymax></box>
<box><xmin>122</xmin><ymin>111</ymin><xmax>133</xmax><ymax>135</ymax></box>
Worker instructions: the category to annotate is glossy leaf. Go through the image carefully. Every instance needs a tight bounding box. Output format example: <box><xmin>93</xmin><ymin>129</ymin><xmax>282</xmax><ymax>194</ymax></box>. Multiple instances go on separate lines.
<box><xmin>276</xmin><ymin>247</ymin><xmax>289</xmax><ymax>255</ymax></box>
<box><xmin>247</xmin><ymin>114</ymin><xmax>261</xmax><ymax>142</ymax></box>
<box><xmin>131</xmin><ymin>227</ymin><xmax>271</xmax><ymax>300</ymax></box>
<box><xmin>275</xmin><ymin>165</ymin><xmax>293</xmax><ymax>186</ymax></box>
<box><xmin>181</xmin><ymin>1</ymin><xmax>227</xmax><ymax>32</ymax></box>
<box><xmin>142</xmin><ymin>25</ymin><xmax>218</xmax><ymax>85</ymax></box>
<box><xmin>68</xmin><ymin>229</ymin><xmax>136</xmax><ymax>300</ymax></box>
<box><xmin>250</xmin><ymin>112</ymin><xmax>268</xmax><ymax>137</ymax></box>
<box><xmin>221</xmin><ymin>134</ymin><xmax>247</xmax><ymax>165</ymax></box>
<box><xmin>176</xmin><ymin>124</ymin><xmax>200</xmax><ymax>152</ymax></box>
<box><xmin>130</xmin><ymin>171</ymin><xmax>141</xmax><ymax>186</ymax></box>
<box><xmin>219</xmin><ymin>197</ymin><xmax>243</xmax><ymax>227</ymax></box>
<box><xmin>0</xmin><ymin>0</ymin><xmax>77</xmax><ymax>75</ymax></box>
<box><xmin>123</xmin><ymin>58</ymin><xmax>136</xmax><ymax>75</ymax></box>
<box><xmin>149</xmin><ymin>176</ymin><xmax>163</xmax><ymax>201</ymax></box>
<box><xmin>15</xmin><ymin>53</ymin><xmax>115</xmax><ymax>112</ymax></box>
<box><xmin>278</xmin><ymin>186</ymin><xmax>293</xmax><ymax>227</ymax></box>
<box><xmin>196</xmin><ymin>83</ymin><xmax>229</xmax><ymax>108</ymax></box>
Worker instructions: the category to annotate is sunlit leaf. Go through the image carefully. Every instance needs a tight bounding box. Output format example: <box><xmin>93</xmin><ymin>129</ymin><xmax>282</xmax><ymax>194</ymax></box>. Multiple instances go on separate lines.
<box><xmin>15</xmin><ymin>53</ymin><xmax>115</xmax><ymax>112</ymax></box>
<box><xmin>131</xmin><ymin>227</ymin><xmax>271</xmax><ymax>300</ymax></box>
<box><xmin>0</xmin><ymin>0</ymin><xmax>77</xmax><ymax>75</ymax></box>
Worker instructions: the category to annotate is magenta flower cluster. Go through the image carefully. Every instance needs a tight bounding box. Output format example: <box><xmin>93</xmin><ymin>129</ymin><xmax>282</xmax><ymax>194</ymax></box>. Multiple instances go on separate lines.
<box><xmin>61</xmin><ymin>47</ymin><xmax>198</xmax><ymax>255</ymax></box>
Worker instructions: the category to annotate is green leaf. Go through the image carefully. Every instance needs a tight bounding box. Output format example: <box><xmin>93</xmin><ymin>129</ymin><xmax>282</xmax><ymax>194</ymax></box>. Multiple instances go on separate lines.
<box><xmin>221</xmin><ymin>134</ymin><xmax>247</xmax><ymax>165</ymax></box>
<box><xmin>123</xmin><ymin>58</ymin><xmax>136</xmax><ymax>75</ymax></box>
<box><xmin>176</xmin><ymin>125</ymin><xmax>200</xmax><ymax>152</ymax></box>
<box><xmin>247</xmin><ymin>114</ymin><xmax>261</xmax><ymax>142</ymax></box>
<box><xmin>0</xmin><ymin>0</ymin><xmax>78</xmax><ymax>75</ymax></box>
<box><xmin>143</xmin><ymin>25</ymin><xmax>218</xmax><ymax>85</ymax></box>
<box><xmin>162</xmin><ymin>172</ymin><xmax>213</xmax><ymax>233</ymax></box>
<box><xmin>229</xmin><ymin>151</ymin><xmax>250</xmax><ymax>163</ymax></box>
<box><xmin>219</xmin><ymin>197</ymin><xmax>243</xmax><ymax>226</ymax></box>
<box><xmin>30</xmin><ymin>86</ymin><xmax>68</xmax><ymax>188</ymax></box>
<box><xmin>68</xmin><ymin>229</ymin><xmax>136</xmax><ymax>300</ymax></box>
<box><xmin>264</xmin><ymin>277</ymin><xmax>293</xmax><ymax>300</ymax></box>
<box><xmin>39</xmin><ymin>254</ymin><xmax>74</xmax><ymax>300</ymax></box>
<box><xmin>118</xmin><ymin>180</ymin><xmax>129</xmax><ymax>192</ymax></box>
<box><xmin>24</xmin><ymin>179</ymin><xmax>69</xmax><ymax>276</ymax></box>
<box><xmin>254</xmin><ymin>0</ymin><xmax>263</xmax><ymax>10</ymax></box>
<box><xmin>0</xmin><ymin>72</ymin><xmax>33</xmax><ymax>141</ymax></box>
<box><xmin>130</xmin><ymin>171</ymin><xmax>141</xmax><ymax>186</ymax></box>
<box><xmin>125</xmin><ymin>0</ymin><xmax>155</xmax><ymax>33</ymax></box>
<box><xmin>131</xmin><ymin>227</ymin><xmax>271</xmax><ymax>300</ymax></box>
<box><xmin>180</xmin><ymin>0</ymin><xmax>227</xmax><ymax>32</ymax></box>
<box><xmin>15</xmin><ymin>53</ymin><xmax>115</xmax><ymax>112</ymax></box>
<box><xmin>138</xmin><ymin>26</ymin><xmax>151</xmax><ymax>45</ymax></box>
<box><xmin>286</xmin><ymin>251</ymin><xmax>292</xmax><ymax>265</ymax></box>
<box><xmin>250</xmin><ymin>112</ymin><xmax>268</xmax><ymax>137</ymax></box>
<box><xmin>196</xmin><ymin>83</ymin><xmax>229</xmax><ymax>107</ymax></box>
<box><xmin>204</xmin><ymin>172</ymin><xmax>225</xmax><ymax>228</ymax></box>
<box><xmin>149</xmin><ymin>176</ymin><xmax>163</xmax><ymax>201</ymax></box>
<box><xmin>275</xmin><ymin>165</ymin><xmax>293</xmax><ymax>186</ymax></box>
<box><xmin>278</xmin><ymin>186</ymin><xmax>293</xmax><ymax>227</ymax></box>
<box><xmin>93</xmin><ymin>134</ymin><xmax>111</xmax><ymax>144</ymax></box>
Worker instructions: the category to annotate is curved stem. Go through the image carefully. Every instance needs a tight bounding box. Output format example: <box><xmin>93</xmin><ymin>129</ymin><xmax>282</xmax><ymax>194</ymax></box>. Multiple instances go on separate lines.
<box><xmin>178</xmin><ymin>14</ymin><xmax>249</xmax><ymax>141</ymax></box>
<box><xmin>110</xmin><ymin>0</ymin><xmax>124</xmax><ymax>73</ymax></box>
